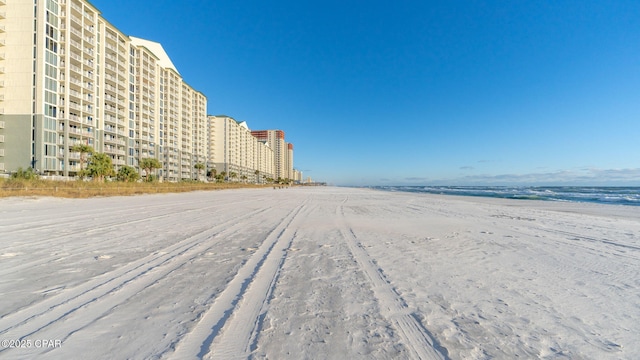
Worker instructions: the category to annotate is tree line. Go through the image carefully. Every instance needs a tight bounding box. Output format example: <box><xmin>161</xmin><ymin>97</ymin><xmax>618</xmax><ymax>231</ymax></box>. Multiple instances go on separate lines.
<box><xmin>11</xmin><ymin>145</ymin><xmax>293</xmax><ymax>185</ymax></box>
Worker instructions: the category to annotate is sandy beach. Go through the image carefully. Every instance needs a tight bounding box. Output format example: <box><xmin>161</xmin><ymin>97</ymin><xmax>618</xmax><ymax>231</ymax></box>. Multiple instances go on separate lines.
<box><xmin>1</xmin><ymin>186</ymin><xmax>639</xmax><ymax>359</ymax></box>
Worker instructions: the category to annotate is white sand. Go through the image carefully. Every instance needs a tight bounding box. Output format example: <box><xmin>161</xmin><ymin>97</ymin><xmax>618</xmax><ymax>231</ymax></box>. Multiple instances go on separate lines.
<box><xmin>1</xmin><ymin>187</ymin><xmax>639</xmax><ymax>359</ymax></box>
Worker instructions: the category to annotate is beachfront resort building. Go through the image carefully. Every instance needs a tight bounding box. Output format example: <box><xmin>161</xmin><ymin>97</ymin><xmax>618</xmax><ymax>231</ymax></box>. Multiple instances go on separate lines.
<box><xmin>251</xmin><ymin>129</ymin><xmax>296</xmax><ymax>181</ymax></box>
<box><xmin>0</xmin><ymin>0</ymin><xmax>298</xmax><ymax>182</ymax></box>
<box><xmin>128</xmin><ymin>36</ymin><xmax>209</xmax><ymax>182</ymax></box>
<box><xmin>0</xmin><ymin>0</ymin><xmax>208</xmax><ymax>180</ymax></box>
<box><xmin>292</xmin><ymin>168</ymin><xmax>302</xmax><ymax>183</ymax></box>
<box><xmin>208</xmin><ymin>115</ymin><xmax>276</xmax><ymax>183</ymax></box>
<box><xmin>285</xmin><ymin>142</ymin><xmax>294</xmax><ymax>180</ymax></box>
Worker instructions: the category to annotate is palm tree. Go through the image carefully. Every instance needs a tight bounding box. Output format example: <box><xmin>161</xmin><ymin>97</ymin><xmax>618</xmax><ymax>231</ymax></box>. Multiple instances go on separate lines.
<box><xmin>71</xmin><ymin>144</ymin><xmax>93</xmax><ymax>178</ymax></box>
<box><xmin>254</xmin><ymin>170</ymin><xmax>260</xmax><ymax>184</ymax></box>
<box><xmin>116</xmin><ymin>165</ymin><xmax>139</xmax><ymax>182</ymax></box>
<box><xmin>86</xmin><ymin>153</ymin><xmax>114</xmax><ymax>182</ymax></box>
<box><xmin>194</xmin><ymin>163</ymin><xmax>205</xmax><ymax>181</ymax></box>
<box><xmin>220</xmin><ymin>171</ymin><xmax>227</xmax><ymax>182</ymax></box>
<box><xmin>241</xmin><ymin>175</ymin><xmax>247</xmax><ymax>183</ymax></box>
<box><xmin>139</xmin><ymin>157</ymin><xmax>162</xmax><ymax>182</ymax></box>
<box><xmin>207</xmin><ymin>169</ymin><xmax>217</xmax><ymax>182</ymax></box>
<box><xmin>229</xmin><ymin>172</ymin><xmax>238</xmax><ymax>182</ymax></box>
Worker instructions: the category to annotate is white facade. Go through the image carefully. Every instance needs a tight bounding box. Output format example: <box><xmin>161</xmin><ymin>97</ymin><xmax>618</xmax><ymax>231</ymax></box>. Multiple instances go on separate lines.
<box><xmin>208</xmin><ymin>115</ymin><xmax>275</xmax><ymax>183</ymax></box>
<box><xmin>0</xmin><ymin>0</ymin><xmax>298</xmax><ymax>181</ymax></box>
<box><xmin>292</xmin><ymin>169</ymin><xmax>302</xmax><ymax>183</ymax></box>
<box><xmin>0</xmin><ymin>0</ymin><xmax>207</xmax><ymax>179</ymax></box>
<box><xmin>285</xmin><ymin>142</ymin><xmax>294</xmax><ymax>181</ymax></box>
<box><xmin>251</xmin><ymin>129</ymin><xmax>289</xmax><ymax>181</ymax></box>
<box><xmin>255</xmin><ymin>140</ymin><xmax>275</xmax><ymax>183</ymax></box>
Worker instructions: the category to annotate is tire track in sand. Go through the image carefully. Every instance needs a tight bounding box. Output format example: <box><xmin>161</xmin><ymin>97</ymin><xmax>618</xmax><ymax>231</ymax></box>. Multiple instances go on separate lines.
<box><xmin>170</xmin><ymin>197</ymin><xmax>311</xmax><ymax>359</ymax></box>
<box><xmin>337</xmin><ymin>200</ymin><xmax>447</xmax><ymax>360</ymax></box>
<box><xmin>1</xmin><ymin>196</ymin><xmax>275</xmax><ymax>284</ymax></box>
<box><xmin>0</xmin><ymin>206</ymin><xmax>271</xmax><ymax>358</ymax></box>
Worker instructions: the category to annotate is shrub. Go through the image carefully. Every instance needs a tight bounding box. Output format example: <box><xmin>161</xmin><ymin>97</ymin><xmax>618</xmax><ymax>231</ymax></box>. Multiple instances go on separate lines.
<box><xmin>11</xmin><ymin>167</ymin><xmax>38</xmax><ymax>180</ymax></box>
<box><xmin>86</xmin><ymin>153</ymin><xmax>115</xmax><ymax>182</ymax></box>
<box><xmin>116</xmin><ymin>165</ymin><xmax>140</xmax><ymax>182</ymax></box>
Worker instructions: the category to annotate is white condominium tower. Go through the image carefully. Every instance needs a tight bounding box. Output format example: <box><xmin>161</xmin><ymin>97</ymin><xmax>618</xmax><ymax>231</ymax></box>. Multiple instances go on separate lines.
<box><xmin>251</xmin><ymin>129</ymin><xmax>293</xmax><ymax>181</ymax></box>
<box><xmin>129</xmin><ymin>37</ymin><xmax>207</xmax><ymax>182</ymax></box>
<box><xmin>208</xmin><ymin>115</ymin><xmax>275</xmax><ymax>183</ymax></box>
<box><xmin>0</xmin><ymin>0</ymin><xmax>207</xmax><ymax>180</ymax></box>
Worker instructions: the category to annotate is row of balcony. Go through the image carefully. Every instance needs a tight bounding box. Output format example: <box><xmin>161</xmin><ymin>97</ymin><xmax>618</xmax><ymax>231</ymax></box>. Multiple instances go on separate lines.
<box><xmin>105</xmin><ymin>31</ymin><xmax>120</xmax><ymax>43</ymax></box>
<box><xmin>58</xmin><ymin>17</ymin><xmax>96</xmax><ymax>34</ymax></box>
<box><xmin>104</xmin><ymin>72</ymin><xmax>125</xmax><ymax>84</ymax></box>
<box><xmin>103</xmin><ymin>147</ymin><xmax>127</xmax><ymax>156</ymax></box>
<box><xmin>105</xmin><ymin>42</ymin><xmax>126</xmax><ymax>57</ymax></box>
<box><xmin>66</xmin><ymin>76</ymin><xmax>93</xmax><ymax>91</ymax></box>
<box><xmin>104</xmin><ymin>136</ymin><xmax>126</xmax><ymax>146</ymax></box>
<box><xmin>104</xmin><ymin>115</ymin><xmax>125</xmax><ymax>125</ymax></box>
<box><xmin>69</xmin><ymin>1</ymin><xmax>92</xmax><ymax>20</ymax></box>
<box><xmin>60</xmin><ymin>112</ymin><xmax>93</xmax><ymax>126</ymax></box>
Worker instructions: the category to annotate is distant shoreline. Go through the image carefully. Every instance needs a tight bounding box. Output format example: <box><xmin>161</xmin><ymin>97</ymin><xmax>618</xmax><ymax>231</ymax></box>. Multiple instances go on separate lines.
<box><xmin>369</xmin><ymin>185</ymin><xmax>640</xmax><ymax>206</ymax></box>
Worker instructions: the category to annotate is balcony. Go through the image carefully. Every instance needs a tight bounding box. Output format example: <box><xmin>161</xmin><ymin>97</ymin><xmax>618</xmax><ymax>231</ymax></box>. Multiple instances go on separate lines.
<box><xmin>69</xmin><ymin>52</ymin><xmax>82</xmax><ymax>63</ymax></box>
<box><xmin>69</xmin><ymin>39</ymin><xmax>82</xmax><ymax>51</ymax></box>
<box><xmin>69</xmin><ymin>27</ymin><xmax>82</xmax><ymax>40</ymax></box>
<box><xmin>82</xmin><ymin>47</ymin><xmax>94</xmax><ymax>57</ymax></box>
<box><xmin>105</xmin><ymin>53</ymin><xmax>118</xmax><ymax>63</ymax></box>
<box><xmin>68</xmin><ymin>63</ymin><xmax>81</xmax><ymax>75</ymax></box>
<box><xmin>105</xmin><ymin>31</ymin><xmax>118</xmax><ymax>42</ymax></box>
<box><xmin>68</xmin><ymin>102</ymin><xmax>81</xmax><ymax>111</ymax></box>
<box><xmin>70</xmin><ymin>1</ymin><xmax>81</xmax><ymax>14</ymax></box>
<box><xmin>70</xmin><ymin>14</ymin><xmax>82</xmax><ymax>26</ymax></box>
<box><xmin>105</xmin><ymin>43</ymin><xmax>117</xmax><ymax>53</ymax></box>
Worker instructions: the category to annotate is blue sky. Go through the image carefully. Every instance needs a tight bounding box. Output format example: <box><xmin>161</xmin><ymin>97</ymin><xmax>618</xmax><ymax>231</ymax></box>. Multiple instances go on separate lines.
<box><xmin>91</xmin><ymin>0</ymin><xmax>640</xmax><ymax>186</ymax></box>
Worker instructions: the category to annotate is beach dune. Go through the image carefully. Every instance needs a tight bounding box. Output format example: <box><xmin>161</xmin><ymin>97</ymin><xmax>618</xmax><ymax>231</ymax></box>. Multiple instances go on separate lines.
<box><xmin>1</xmin><ymin>187</ymin><xmax>638</xmax><ymax>359</ymax></box>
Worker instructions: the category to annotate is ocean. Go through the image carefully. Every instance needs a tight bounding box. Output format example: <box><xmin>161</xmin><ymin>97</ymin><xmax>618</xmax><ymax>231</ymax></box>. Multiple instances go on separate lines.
<box><xmin>372</xmin><ymin>186</ymin><xmax>640</xmax><ymax>207</ymax></box>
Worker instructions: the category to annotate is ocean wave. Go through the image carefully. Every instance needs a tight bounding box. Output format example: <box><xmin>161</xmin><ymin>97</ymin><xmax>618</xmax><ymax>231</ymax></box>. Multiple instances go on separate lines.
<box><xmin>372</xmin><ymin>186</ymin><xmax>640</xmax><ymax>206</ymax></box>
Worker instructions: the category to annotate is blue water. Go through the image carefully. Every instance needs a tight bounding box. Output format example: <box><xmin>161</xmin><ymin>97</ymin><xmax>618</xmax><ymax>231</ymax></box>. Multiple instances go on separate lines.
<box><xmin>372</xmin><ymin>186</ymin><xmax>640</xmax><ymax>206</ymax></box>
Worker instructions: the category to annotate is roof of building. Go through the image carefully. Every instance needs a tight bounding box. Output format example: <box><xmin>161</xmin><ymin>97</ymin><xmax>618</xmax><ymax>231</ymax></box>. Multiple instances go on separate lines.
<box><xmin>129</xmin><ymin>36</ymin><xmax>180</xmax><ymax>75</ymax></box>
<box><xmin>237</xmin><ymin>120</ymin><xmax>249</xmax><ymax>130</ymax></box>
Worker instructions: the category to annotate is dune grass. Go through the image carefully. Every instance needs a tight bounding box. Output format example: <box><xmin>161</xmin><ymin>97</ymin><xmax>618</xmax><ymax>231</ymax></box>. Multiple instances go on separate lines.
<box><xmin>0</xmin><ymin>178</ymin><xmax>271</xmax><ymax>198</ymax></box>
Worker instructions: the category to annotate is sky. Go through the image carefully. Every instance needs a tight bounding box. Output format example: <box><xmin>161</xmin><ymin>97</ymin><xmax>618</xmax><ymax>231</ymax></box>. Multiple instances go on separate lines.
<box><xmin>90</xmin><ymin>0</ymin><xmax>640</xmax><ymax>186</ymax></box>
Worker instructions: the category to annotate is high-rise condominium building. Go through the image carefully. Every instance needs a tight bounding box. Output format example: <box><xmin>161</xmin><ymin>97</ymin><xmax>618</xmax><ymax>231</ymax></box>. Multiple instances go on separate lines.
<box><xmin>0</xmin><ymin>0</ymin><xmax>206</xmax><ymax>180</ymax></box>
<box><xmin>251</xmin><ymin>129</ymin><xmax>293</xmax><ymax>181</ymax></box>
<box><xmin>285</xmin><ymin>142</ymin><xmax>294</xmax><ymax>180</ymax></box>
<box><xmin>208</xmin><ymin>115</ymin><xmax>274</xmax><ymax>182</ymax></box>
